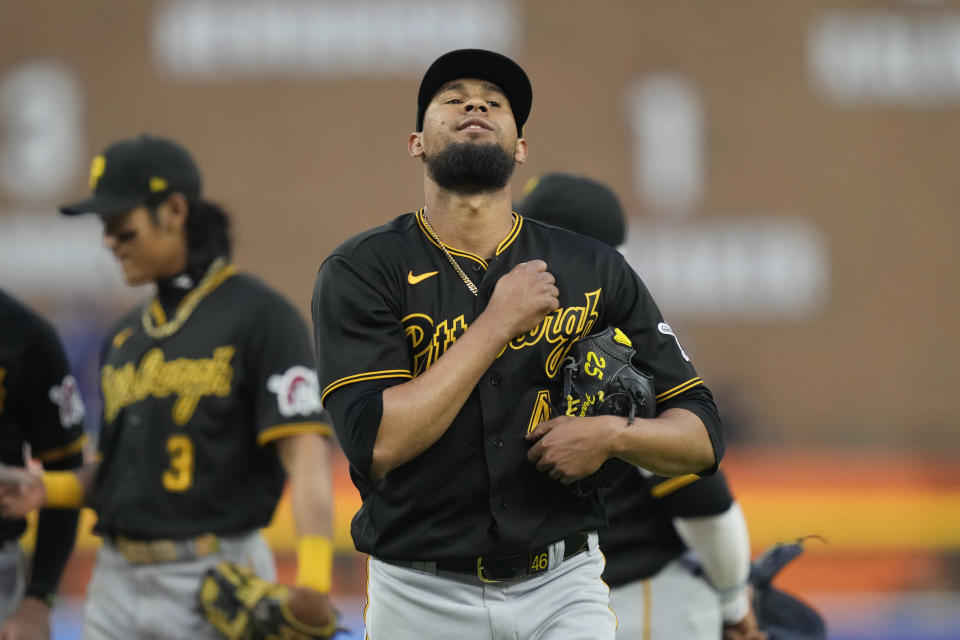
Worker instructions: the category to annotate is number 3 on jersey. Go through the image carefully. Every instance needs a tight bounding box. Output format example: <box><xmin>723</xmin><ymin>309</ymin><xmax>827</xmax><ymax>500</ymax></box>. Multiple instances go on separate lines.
<box><xmin>163</xmin><ymin>434</ymin><xmax>194</xmax><ymax>492</ymax></box>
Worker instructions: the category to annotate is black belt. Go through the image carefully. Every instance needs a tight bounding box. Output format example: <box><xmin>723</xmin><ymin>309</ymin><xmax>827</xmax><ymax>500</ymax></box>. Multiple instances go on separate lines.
<box><xmin>398</xmin><ymin>531</ymin><xmax>590</xmax><ymax>583</ymax></box>
<box><xmin>111</xmin><ymin>533</ymin><xmax>221</xmax><ymax>564</ymax></box>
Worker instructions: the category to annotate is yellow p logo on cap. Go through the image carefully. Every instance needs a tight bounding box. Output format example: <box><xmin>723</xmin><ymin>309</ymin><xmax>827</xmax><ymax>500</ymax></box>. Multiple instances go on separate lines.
<box><xmin>89</xmin><ymin>155</ymin><xmax>106</xmax><ymax>189</ymax></box>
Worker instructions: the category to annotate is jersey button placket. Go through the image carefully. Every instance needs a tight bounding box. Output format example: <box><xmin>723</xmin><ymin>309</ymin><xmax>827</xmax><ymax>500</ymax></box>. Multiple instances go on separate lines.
<box><xmin>489</xmin><ymin>373</ymin><xmax>501</xmax><ymax>385</ymax></box>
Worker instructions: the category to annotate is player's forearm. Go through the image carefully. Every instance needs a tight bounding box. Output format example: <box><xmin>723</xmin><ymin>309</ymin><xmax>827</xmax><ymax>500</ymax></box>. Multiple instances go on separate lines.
<box><xmin>674</xmin><ymin>502</ymin><xmax>751</xmax><ymax>623</ymax></box>
<box><xmin>28</xmin><ymin>455</ymin><xmax>83</xmax><ymax>604</ymax></box>
<box><xmin>276</xmin><ymin>433</ymin><xmax>336</xmax><ymax>594</ymax></box>
<box><xmin>610</xmin><ymin>407</ymin><xmax>715</xmax><ymax>476</ymax></box>
<box><xmin>29</xmin><ymin>506</ymin><xmax>80</xmax><ymax>603</ymax></box>
<box><xmin>372</xmin><ymin>312</ymin><xmax>511</xmax><ymax>479</ymax></box>
<box><xmin>276</xmin><ymin>434</ymin><xmax>334</xmax><ymax>538</ymax></box>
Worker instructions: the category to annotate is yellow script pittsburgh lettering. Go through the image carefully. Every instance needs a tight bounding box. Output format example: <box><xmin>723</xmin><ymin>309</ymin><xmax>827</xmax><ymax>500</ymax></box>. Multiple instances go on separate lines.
<box><xmin>508</xmin><ymin>289</ymin><xmax>601</xmax><ymax>378</ymax></box>
<box><xmin>101</xmin><ymin>346</ymin><xmax>236</xmax><ymax>425</ymax></box>
<box><xmin>400</xmin><ymin>288</ymin><xmax>601</xmax><ymax>378</ymax></box>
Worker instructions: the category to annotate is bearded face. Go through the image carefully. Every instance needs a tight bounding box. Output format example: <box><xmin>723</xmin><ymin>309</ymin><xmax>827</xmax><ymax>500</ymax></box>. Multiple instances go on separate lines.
<box><xmin>424</xmin><ymin>141</ymin><xmax>517</xmax><ymax>196</ymax></box>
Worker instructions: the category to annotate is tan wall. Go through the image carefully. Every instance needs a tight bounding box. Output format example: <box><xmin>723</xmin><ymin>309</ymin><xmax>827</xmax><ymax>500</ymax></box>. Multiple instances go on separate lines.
<box><xmin>2</xmin><ymin>0</ymin><xmax>957</xmax><ymax>447</ymax></box>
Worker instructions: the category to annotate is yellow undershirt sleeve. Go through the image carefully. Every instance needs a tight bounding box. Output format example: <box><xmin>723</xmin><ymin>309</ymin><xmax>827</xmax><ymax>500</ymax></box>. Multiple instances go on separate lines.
<box><xmin>40</xmin><ymin>471</ymin><xmax>84</xmax><ymax>509</ymax></box>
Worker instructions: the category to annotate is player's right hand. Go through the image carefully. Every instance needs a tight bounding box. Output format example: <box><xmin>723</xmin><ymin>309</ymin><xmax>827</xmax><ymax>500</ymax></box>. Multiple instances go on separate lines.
<box><xmin>0</xmin><ymin>465</ymin><xmax>45</xmax><ymax>520</ymax></box>
<box><xmin>486</xmin><ymin>260</ymin><xmax>559</xmax><ymax>337</ymax></box>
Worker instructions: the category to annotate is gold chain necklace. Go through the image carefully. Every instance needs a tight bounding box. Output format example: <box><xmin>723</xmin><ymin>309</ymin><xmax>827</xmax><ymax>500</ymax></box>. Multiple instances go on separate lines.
<box><xmin>421</xmin><ymin>212</ymin><xmax>479</xmax><ymax>296</ymax></box>
<box><xmin>141</xmin><ymin>256</ymin><xmax>233</xmax><ymax>338</ymax></box>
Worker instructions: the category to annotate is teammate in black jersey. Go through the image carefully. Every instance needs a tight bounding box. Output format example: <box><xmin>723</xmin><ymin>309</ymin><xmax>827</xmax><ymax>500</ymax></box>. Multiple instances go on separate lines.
<box><xmin>0</xmin><ymin>289</ymin><xmax>86</xmax><ymax>638</ymax></box>
<box><xmin>0</xmin><ymin>135</ymin><xmax>337</xmax><ymax>639</ymax></box>
<box><xmin>518</xmin><ymin>172</ymin><xmax>766</xmax><ymax>640</ymax></box>
<box><xmin>312</xmin><ymin>49</ymin><xmax>724</xmax><ymax>640</ymax></box>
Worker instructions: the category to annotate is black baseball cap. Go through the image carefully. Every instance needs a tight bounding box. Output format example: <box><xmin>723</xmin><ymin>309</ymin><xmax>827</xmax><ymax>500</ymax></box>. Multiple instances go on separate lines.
<box><xmin>60</xmin><ymin>134</ymin><xmax>202</xmax><ymax>216</ymax></box>
<box><xmin>416</xmin><ymin>49</ymin><xmax>532</xmax><ymax>137</ymax></box>
<box><xmin>516</xmin><ymin>173</ymin><xmax>626</xmax><ymax>248</ymax></box>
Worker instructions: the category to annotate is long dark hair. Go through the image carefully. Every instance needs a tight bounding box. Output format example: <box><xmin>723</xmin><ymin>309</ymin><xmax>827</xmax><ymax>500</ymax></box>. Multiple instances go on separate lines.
<box><xmin>146</xmin><ymin>192</ymin><xmax>232</xmax><ymax>279</ymax></box>
<box><xmin>184</xmin><ymin>196</ymin><xmax>232</xmax><ymax>279</ymax></box>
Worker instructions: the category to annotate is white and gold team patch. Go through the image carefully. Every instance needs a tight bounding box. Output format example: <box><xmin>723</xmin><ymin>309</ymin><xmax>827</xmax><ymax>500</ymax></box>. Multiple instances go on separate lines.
<box><xmin>267</xmin><ymin>365</ymin><xmax>322</xmax><ymax>417</ymax></box>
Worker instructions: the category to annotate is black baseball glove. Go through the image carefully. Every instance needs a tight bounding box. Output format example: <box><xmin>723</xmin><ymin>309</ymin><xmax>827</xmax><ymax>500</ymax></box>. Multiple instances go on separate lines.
<box><xmin>750</xmin><ymin>538</ymin><xmax>827</xmax><ymax>640</ymax></box>
<box><xmin>560</xmin><ymin>326</ymin><xmax>655</xmax><ymax>496</ymax></box>
<box><xmin>198</xmin><ymin>561</ymin><xmax>344</xmax><ymax>640</ymax></box>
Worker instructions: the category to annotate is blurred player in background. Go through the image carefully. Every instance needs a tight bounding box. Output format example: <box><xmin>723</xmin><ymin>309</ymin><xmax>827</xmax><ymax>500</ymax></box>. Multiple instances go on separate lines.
<box><xmin>0</xmin><ymin>288</ymin><xmax>86</xmax><ymax>639</ymax></box>
<box><xmin>517</xmin><ymin>173</ymin><xmax>766</xmax><ymax>640</ymax></box>
<box><xmin>0</xmin><ymin>135</ymin><xmax>337</xmax><ymax>640</ymax></box>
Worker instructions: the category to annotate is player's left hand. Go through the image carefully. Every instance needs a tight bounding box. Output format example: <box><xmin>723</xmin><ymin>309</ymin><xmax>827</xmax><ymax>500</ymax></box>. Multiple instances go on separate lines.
<box><xmin>199</xmin><ymin>561</ymin><xmax>343</xmax><ymax>639</ymax></box>
<box><xmin>525</xmin><ymin>415</ymin><xmax>616</xmax><ymax>483</ymax></box>
<box><xmin>0</xmin><ymin>595</ymin><xmax>51</xmax><ymax>640</ymax></box>
<box><xmin>287</xmin><ymin>586</ymin><xmax>338</xmax><ymax>631</ymax></box>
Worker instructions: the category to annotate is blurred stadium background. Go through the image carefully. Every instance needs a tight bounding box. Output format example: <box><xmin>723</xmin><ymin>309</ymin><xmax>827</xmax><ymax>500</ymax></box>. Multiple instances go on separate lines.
<box><xmin>2</xmin><ymin>1</ymin><xmax>959</xmax><ymax>638</ymax></box>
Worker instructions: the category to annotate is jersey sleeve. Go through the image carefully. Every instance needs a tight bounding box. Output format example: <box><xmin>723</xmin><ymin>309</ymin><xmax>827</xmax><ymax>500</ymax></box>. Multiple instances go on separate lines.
<box><xmin>603</xmin><ymin>256</ymin><xmax>698</xmax><ymax>392</ymax></box>
<box><xmin>25</xmin><ymin>321</ymin><xmax>87</xmax><ymax>465</ymax></box>
<box><xmin>604</xmin><ymin>254</ymin><xmax>725</xmax><ymax>469</ymax></box>
<box><xmin>312</xmin><ymin>255</ymin><xmax>413</xmax><ymax>405</ymax></box>
<box><xmin>245</xmin><ymin>293</ymin><xmax>332</xmax><ymax>446</ymax></box>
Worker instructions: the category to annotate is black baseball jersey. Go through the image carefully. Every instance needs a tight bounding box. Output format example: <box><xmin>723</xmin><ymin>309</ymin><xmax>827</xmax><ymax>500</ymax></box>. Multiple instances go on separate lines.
<box><xmin>313</xmin><ymin>210</ymin><xmax>724</xmax><ymax>560</ymax></box>
<box><xmin>599</xmin><ymin>468</ymin><xmax>734</xmax><ymax>587</ymax></box>
<box><xmin>0</xmin><ymin>289</ymin><xmax>87</xmax><ymax>541</ymax></box>
<box><xmin>92</xmin><ymin>262</ymin><xmax>331</xmax><ymax>539</ymax></box>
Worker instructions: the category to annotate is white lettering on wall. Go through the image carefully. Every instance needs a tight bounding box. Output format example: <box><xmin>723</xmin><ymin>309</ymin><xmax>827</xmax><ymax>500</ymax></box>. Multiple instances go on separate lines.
<box><xmin>810</xmin><ymin>11</ymin><xmax>960</xmax><ymax>105</ymax></box>
<box><xmin>154</xmin><ymin>0</ymin><xmax>520</xmax><ymax>80</ymax></box>
<box><xmin>0</xmin><ymin>63</ymin><xmax>83</xmax><ymax>202</ymax></box>
<box><xmin>621</xmin><ymin>219</ymin><xmax>830</xmax><ymax>320</ymax></box>
<box><xmin>625</xmin><ymin>75</ymin><xmax>703</xmax><ymax>218</ymax></box>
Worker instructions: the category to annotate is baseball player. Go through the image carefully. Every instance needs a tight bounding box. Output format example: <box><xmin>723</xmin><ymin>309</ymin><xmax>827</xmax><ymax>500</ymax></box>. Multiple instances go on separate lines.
<box><xmin>0</xmin><ymin>135</ymin><xmax>337</xmax><ymax>639</ymax></box>
<box><xmin>518</xmin><ymin>173</ymin><xmax>767</xmax><ymax>640</ymax></box>
<box><xmin>311</xmin><ymin>49</ymin><xmax>724</xmax><ymax>639</ymax></box>
<box><xmin>0</xmin><ymin>288</ymin><xmax>86</xmax><ymax>639</ymax></box>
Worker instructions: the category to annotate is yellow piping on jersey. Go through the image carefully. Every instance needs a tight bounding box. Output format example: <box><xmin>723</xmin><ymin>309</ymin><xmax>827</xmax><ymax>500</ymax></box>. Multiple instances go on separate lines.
<box><xmin>415</xmin><ymin>209</ymin><xmax>487</xmax><ymax>268</ymax></box>
<box><xmin>655</xmin><ymin>377</ymin><xmax>703</xmax><ymax>403</ymax></box>
<box><xmin>363</xmin><ymin>557</ymin><xmax>372</xmax><ymax>640</ymax></box>
<box><xmin>34</xmin><ymin>434</ymin><xmax>89</xmax><ymax>463</ymax></box>
<box><xmin>257</xmin><ymin>422</ymin><xmax>333</xmax><ymax>446</ymax></box>
<box><xmin>416</xmin><ymin>209</ymin><xmax>523</xmax><ymax>267</ymax></box>
<box><xmin>650</xmin><ymin>473</ymin><xmax>700</xmax><ymax>498</ymax></box>
<box><xmin>495</xmin><ymin>213</ymin><xmax>522</xmax><ymax>255</ymax></box>
<box><xmin>321</xmin><ymin>370</ymin><xmax>412</xmax><ymax>404</ymax></box>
